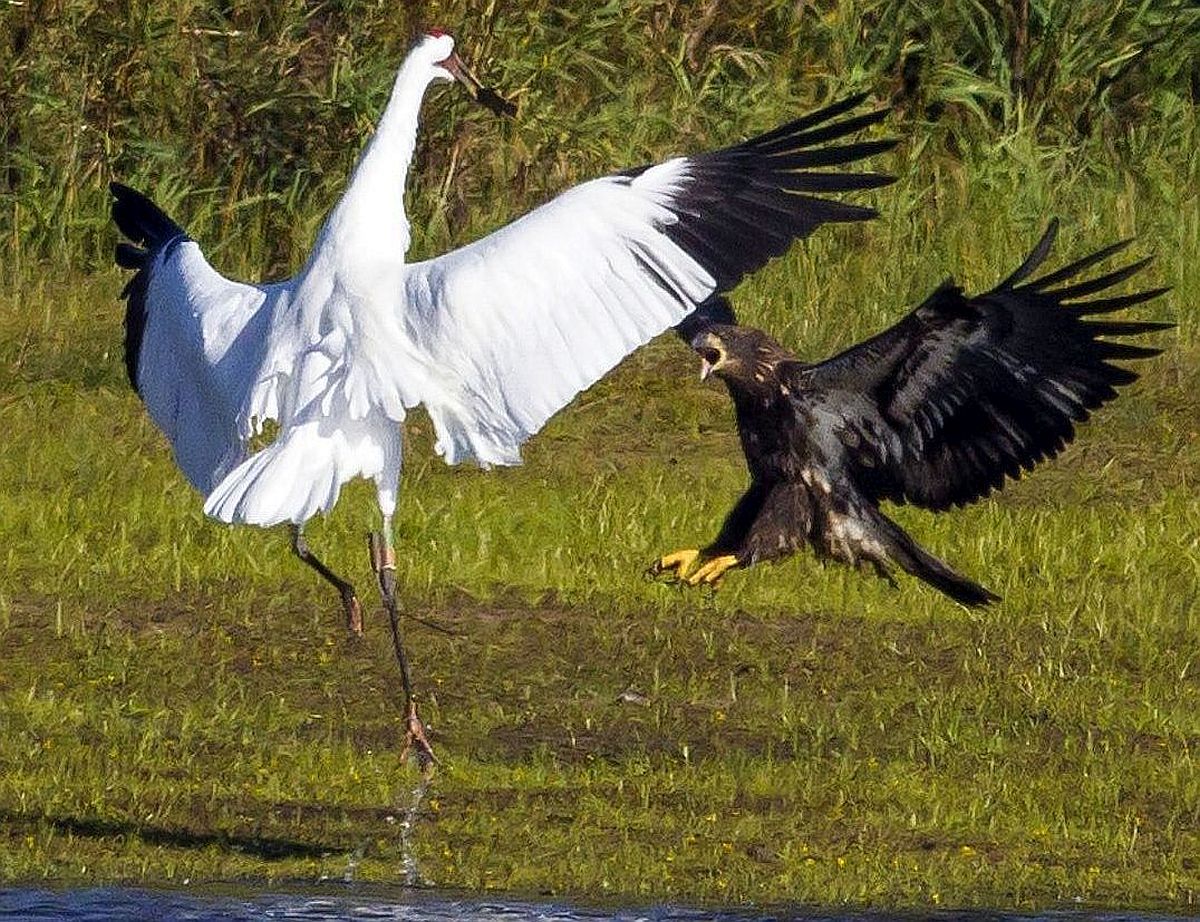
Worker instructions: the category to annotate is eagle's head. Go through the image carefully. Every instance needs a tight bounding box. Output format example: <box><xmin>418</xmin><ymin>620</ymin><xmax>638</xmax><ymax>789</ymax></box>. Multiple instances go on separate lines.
<box><xmin>690</xmin><ymin>324</ymin><xmax>791</xmax><ymax>397</ymax></box>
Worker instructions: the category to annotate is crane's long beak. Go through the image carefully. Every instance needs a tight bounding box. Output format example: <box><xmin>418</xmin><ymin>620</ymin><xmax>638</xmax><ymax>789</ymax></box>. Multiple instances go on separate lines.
<box><xmin>442</xmin><ymin>51</ymin><xmax>516</xmax><ymax>117</ymax></box>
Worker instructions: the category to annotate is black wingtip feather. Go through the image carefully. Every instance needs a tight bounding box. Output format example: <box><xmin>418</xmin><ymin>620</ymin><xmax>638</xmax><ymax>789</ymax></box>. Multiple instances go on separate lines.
<box><xmin>1085</xmin><ymin>319</ymin><xmax>1176</xmax><ymax>336</ymax></box>
<box><xmin>997</xmin><ymin>219</ymin><xmax>1058</xmax><ymax>290</ymax></box>
<box><xmin>111</xmin><ymin>181</ymin><xmax>188</xmax><ymax>249</ymax></box>
<box><xmin>1096</xmin><ymin>342</ymin><xmax>1164</xmax><ymax>360</ymax></box>
<box><xmin>110</xmin><ymin>182</ymin><xmax>190</xmax><ymax>393</ymax></box>
<box><xmin>748</xmin><ymin>93</ymin><xmax>872</xmax><ymax>148</ymax></box>
<box><xmin>1050</xmin><ymin>255</ymin><xmax>1155</xmax><ymax>302</ymax></box>
<box><xmin>1066</xmin><ymin>286</ymin><xmax>1171</xmax><ymax>316</ymax></box>
<box><xmin>1028</xmin><ymin>235</ymin><xmax>1136</xmax><ymax>290</ymax></box>
<box><xmin>783</xmin><ymin>138</ymin><xmax>898</xmax><ymax>170</ymax></box>
<box><xmin>776</xmin><ymin>171</ymin><xmax>896</xmax><ymax>194</ymax></box>
<box><xmin>623</xmin><ymin>93</ymin><xmax>892</xmax><ymax>293</ymax></box>
<box><xmin>788</xmin><ymin>108</ymin><xmax>892</xmax><ymax>148</ymax></box>
<box><xmin>115</xmin><ymin>242</ymin><xmax>147</xmax><ymax>270</ymax></box>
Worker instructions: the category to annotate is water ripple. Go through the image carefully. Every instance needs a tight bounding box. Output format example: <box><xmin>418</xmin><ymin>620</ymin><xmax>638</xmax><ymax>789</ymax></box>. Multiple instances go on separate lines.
<box><xmin>0</xmin><ymin>887</ymin><xmax>1191</xmax><ymax>922</ymax></box>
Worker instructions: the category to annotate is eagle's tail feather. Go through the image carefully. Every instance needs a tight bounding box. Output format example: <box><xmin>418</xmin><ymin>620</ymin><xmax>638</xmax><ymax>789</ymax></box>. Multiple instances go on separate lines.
<box><xmin>875</xmin><ymin>514</ymin><xmax>1000</xmax><ymax>607</ymax></box>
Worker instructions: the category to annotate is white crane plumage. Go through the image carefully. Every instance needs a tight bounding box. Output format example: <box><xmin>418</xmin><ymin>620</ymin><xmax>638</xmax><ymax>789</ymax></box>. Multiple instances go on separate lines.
<box><xmin>112</xmin><ymin>31</ymin><xmax>895</xmax><ymax>766</ymax></box>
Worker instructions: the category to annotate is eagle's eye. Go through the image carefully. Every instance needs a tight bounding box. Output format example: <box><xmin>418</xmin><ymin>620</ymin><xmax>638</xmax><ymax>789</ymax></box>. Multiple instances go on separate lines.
<box><xmin>699</xmin><ymin>347</ymin><xmax>722</xmax><ymax>366</ymax></box>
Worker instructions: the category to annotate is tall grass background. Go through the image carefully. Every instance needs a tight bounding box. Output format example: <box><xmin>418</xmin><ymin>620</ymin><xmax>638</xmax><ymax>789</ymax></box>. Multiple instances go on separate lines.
<box><xmin>2</xmin><ymin>1</ymin><xmax>1197</xmax><ymax>308</ymax></box>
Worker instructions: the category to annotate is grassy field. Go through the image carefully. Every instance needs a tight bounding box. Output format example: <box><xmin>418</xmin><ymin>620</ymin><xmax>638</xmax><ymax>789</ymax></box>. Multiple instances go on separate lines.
<box><xmin>2</xmin><ymin>0</ymin><xmax>1199</xmax><ymax>911</ymax></box>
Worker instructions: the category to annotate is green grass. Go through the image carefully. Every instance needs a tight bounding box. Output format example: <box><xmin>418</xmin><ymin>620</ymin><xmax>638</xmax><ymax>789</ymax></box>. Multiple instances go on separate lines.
<box><xmin>2</xmin><ymin>0</ymin><xmax>1199</xmax><ymax>911</ymax></box>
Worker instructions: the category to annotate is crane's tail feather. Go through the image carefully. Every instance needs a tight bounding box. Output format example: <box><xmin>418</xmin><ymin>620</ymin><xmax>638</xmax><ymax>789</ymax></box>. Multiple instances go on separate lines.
<box><xmin>110</xmin><ymin>182</ymin><xmax>191</xmax><ymax>390</ymax></box>
<box><xmin>876</xmin><ymin>514</ymin><xmax>1000</xmax><ymax>607</ymax></box>
<box><xmin>203</xmin><ymin>423</ymin><xmax>349</xmax><ymax>527</ymax></box>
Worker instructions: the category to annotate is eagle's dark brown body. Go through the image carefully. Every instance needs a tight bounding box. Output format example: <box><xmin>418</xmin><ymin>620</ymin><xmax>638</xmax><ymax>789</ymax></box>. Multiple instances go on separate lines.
<box><xmin>655</xmin><ymin>221</ymin><xmax>1171</xmax><ymax>605</ymax></box>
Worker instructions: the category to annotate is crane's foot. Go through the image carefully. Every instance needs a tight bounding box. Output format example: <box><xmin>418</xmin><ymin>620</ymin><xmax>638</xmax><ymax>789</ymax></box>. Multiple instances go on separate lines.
<box><xmin>685</xmin><ymin>554</ymin><xmax>739</xmax><ymax>587</ymax></box>
<box><xmin>647</xmin><ymin>548</ymin><xmax>701</xmax><ymax>581</ymax></box>
<box><xmin>398</xmin><ymin>701</ymin><xmax>437</xmax><ymax>777</ymax></box>
<box><xmin>342</xmin><ymin>590</ymin><xmax>364</xmax><ymax>636</ymax></box>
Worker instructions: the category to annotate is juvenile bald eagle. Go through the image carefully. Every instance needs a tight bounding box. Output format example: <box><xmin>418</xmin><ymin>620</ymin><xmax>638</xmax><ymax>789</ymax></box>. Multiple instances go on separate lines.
<box><xmin>652</xmin><ymin>221</ymin><xmax>1170</xmax><ymax>605</ymax></box>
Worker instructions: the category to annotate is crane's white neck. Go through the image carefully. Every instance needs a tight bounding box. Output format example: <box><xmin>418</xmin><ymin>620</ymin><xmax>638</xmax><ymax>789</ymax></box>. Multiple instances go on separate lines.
<box><xmin>355</xmin><ymin>55</ymin><xmax>440</xmax><ymax>200</ymax></box>
<box><xmin>321</xmin><ymin>52</ymin><xmax>443</xmax><ymax>260</ymax></box>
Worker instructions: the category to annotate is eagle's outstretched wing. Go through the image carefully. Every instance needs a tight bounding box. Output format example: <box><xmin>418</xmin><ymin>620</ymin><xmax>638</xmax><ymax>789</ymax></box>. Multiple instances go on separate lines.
<box><xmin>402</xmin><ymin>96</ymin><xmax>894</xmax><ymax>467</ymax></box>
<box><xmin>791</xmin><ymin>220</ymin><xmax>1172</xmax><ymax>510</ymax></box>
<box><xmin>112</xmin><ymin>183</ymin><xmax>278</xmax><ymax>494</ymax></box>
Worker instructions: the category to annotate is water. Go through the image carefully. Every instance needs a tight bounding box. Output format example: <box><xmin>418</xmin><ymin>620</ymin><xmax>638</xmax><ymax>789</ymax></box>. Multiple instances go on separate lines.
<box><xmin>342</xmin><ymin>780</ymin><xmax>432</xmax><ymax>887</ymax></box>
<box><xmin>0</xmin><ymin>887</ymin><xmax>1192</xmax><ymax>922</ymax></box>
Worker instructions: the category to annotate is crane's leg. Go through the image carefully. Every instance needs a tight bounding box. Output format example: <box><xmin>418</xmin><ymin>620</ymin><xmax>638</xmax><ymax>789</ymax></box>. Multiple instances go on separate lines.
<box><xmin>369</xmin><ymin>517</ymin><xmax>436</xmax><ymax>774</ymax></box>
<box><xmin>290</xmin><ymin>524</ymin><xmax>364</xmax><ymax>635</ymax></box>
<box><xmin>369</xmin><ymin>427</ymin><xmax>435</xmax><ymax>772</ymax></box>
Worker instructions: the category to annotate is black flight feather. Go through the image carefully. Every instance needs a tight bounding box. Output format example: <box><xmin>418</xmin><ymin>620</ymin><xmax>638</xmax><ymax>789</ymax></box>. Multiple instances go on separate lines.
<box><xmin>618</xmin><ymin>94</ymin><xmax>895</xmax><ymax>343</ymax></box>
<box><xmin>109</xmin><ymin>182</ymin><xmax>190</xmax><ymax>390</ymax></box>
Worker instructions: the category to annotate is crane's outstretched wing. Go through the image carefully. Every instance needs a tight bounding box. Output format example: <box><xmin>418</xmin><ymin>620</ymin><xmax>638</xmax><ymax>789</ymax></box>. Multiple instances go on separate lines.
<box><xmin>403</xmin><ymin>96</ymin><xmax>894</xmax><ymax>466</ymax></box>
<box><xmin>791</xmin><ymin>220</ymin><xmax>1171</xmax><ymax>510</ymax></box>
<box><xmin>111</xmin><ymin>183</ymin><xmax>278</xmax><ymax>493</ymax></box>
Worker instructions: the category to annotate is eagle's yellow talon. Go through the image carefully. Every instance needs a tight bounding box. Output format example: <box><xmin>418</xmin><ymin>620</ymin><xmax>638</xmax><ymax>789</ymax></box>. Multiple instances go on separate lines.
<box><xmin>685</xmin><ymin>554</ymin><xmax>739</xmax><ymax>586</ymax></box>
<box><xmin>650</xmin><ymin>548</ymin><xmax>701</xmax><ymax>580</ymax></box>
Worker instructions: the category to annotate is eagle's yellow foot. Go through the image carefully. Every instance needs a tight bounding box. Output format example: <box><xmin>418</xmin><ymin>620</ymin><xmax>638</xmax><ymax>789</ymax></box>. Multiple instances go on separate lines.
<box><xmin>649</xmin><ymin>548</ymin><xmax>701</xmax><ymax>581</ymax></box>
<box><xmin>686</xmin><ymin>554</ymin><xmax>739</xmax><ymax>586</ymax></box>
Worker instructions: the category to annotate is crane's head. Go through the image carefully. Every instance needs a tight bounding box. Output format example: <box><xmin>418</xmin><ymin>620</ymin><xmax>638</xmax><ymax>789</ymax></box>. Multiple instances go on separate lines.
<box><xmin>419</xmin><ymin>30</ymin><xmax>516</xmax><ymax>117</ymax></box>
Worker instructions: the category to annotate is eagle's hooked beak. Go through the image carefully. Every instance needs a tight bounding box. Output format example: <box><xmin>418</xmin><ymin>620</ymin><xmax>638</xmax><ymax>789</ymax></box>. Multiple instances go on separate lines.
<box><xmin>697</xmin><ymin>343</ymin><xmax>724</xmax><ymax>381</ymax></box>
<box><xmin>441</xmin><ymin>51</ymin><xmax>517</xmax><ymax>117</ymax></box>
